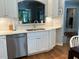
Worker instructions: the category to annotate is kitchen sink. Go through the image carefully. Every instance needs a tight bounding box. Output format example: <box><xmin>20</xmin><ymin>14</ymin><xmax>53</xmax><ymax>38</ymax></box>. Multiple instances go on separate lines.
<box><xmin>26</xmin><ymin>28</ymin><xmax>45</xmax><ymax>31</ymax></box>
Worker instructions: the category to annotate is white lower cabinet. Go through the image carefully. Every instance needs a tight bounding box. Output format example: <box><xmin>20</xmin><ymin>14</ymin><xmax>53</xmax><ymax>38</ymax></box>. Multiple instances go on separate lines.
<box><xmin>27</xmin><ymin>30</ymin><xmax>56</xmax><ymax>55</ymax></box>
<box><xmin>27</xmin><ymin>31</ymin><xmax>49</xmax><ymax>55</ymax></box>
<box><xmin>49</xmin><ymin>29</ymin><xmax>56</xmax><ymax>49</ymax></box>
<box><xmin>0</xmin><ymin>36</ymin><xmax>8</xmax><ymax>59</ymax></box>
<box><xmin>0</xmin><ymin>29</ymin><xmax>56</xmax><ymax>58</ymax></box>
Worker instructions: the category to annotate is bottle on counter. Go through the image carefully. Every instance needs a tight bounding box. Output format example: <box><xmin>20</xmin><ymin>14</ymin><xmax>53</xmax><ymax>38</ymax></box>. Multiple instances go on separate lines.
<box><xmin>8</xmin><ymin>23</ymin><xmax>13</xmax><ymax>31</ymax></box>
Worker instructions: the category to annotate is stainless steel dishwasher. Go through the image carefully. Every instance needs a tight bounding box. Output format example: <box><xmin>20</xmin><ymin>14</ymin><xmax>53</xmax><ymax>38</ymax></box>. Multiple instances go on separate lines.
<box><xmin>6</xmin><ymin>33</ymin><xmax>27</xmax><ymax>59</ymax></box>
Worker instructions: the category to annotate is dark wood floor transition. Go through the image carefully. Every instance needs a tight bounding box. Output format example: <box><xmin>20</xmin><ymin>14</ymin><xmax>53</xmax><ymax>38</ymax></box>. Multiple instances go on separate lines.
<box><xmin>17</xmin><ymin>44</ymin><xmax>69</xmax><ymax>59</ymax></box>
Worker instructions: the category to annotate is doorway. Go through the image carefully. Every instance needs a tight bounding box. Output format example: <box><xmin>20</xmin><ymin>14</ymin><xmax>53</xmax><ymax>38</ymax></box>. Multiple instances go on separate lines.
<box><xmin>66</xmin><ymin>8</ymin><xmax>77</xmax><ymax>32</ymax></box>
<box><xmin>64</xmin><ymin>8</ymin><xmax>78</xmax><ymax>44</ymax></box>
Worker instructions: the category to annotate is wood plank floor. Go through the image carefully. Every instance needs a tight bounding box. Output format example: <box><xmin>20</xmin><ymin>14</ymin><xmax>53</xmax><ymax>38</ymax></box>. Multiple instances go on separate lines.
<box><xmin>17</xmin><ymin>44</ymin><xmax>69</xmax><ymax>59</ymax></box>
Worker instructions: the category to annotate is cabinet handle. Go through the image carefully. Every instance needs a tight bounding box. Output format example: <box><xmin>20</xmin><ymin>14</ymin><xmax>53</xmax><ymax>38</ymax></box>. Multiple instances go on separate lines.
<box><xmin>29</xmin><ymin>38</ymin><xmax>40</xmax><ymax>40</ymax></box>
<box><xmin>35</xmin><ymin>38</ymin><xmax>40</xmax><ymax>39</ymax></box>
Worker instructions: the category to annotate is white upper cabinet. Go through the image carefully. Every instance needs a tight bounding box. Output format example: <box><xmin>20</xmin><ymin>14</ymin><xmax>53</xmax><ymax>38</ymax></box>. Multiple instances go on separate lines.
<box><xmin>0</xmin><ymin>0</ymin><xmax>5</xmax><ymax>17</ymax></box>
<box><xmin>52</xmin><ymin>0</ymin><xmax>58</xmax><ymax>17</ymax></box>
<box><xmin>58</xmin><ymin>0</ymin><xmax>64</xmax><ymax>8</ymax></box>
<box><xmin>47</xmin><ymin>0</ymin><xmax>58</xmax><ymax>17</ymax></box>
<box><xmin>47</xmin><ymin>0</ymin><xmax>64</xmax><ymax>17</ymax></box>
<box><xmin>0</xmin><ymin>0</ymin><xmax>18</xmax><ymax>18</ymax></box>
<box><xmin>5</xmin><ymin>0</ymin><xmax>18</xmax><ymax>18</ymax></box>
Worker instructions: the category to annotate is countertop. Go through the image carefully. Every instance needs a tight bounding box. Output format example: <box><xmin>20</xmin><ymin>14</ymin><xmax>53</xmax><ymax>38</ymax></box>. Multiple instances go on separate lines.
<box><xmin>0</xmin><ymin>26</ymin><xmax>61</xmax><ymax>35</ymax></box>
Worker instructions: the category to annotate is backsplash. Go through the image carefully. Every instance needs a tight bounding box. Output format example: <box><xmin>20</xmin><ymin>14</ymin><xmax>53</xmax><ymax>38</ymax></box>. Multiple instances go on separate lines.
<box><xmin>16</xmin><ymin>23</ymin><xmax>46</xmax><ymax>30</ymax></box>
<box><xmin>16</xmin><ymin>16</ymin><xmax>62</xmax><ymax>30</ymax></box>
<box><xmin>0</xmin><ymin>16</ymin><xmax>62</xmax><ymax>31</ymax></box>
<box><xmin>0</xmin><ymin>17</ymin><xmax>12</xmax><ymax>31</ymax></box>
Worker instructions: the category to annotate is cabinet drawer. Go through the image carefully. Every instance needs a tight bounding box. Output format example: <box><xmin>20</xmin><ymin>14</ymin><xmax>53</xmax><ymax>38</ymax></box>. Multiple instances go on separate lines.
<box><xmin>0</xmin><ymin>37</ymin><xmax>7</xmax><ymax>59</ymax></box>
<box><xmin>0</xmin><ymin>36</ymin><xmax>6</xmax><ymax>39</ymax></box>
<box><xmin>27</xmin><ymin>32</ymin><xmax>41</xmax><ymax>40</ymax></box>
<box><xmin>27</xmin><ymin>32</ymin><xmax>41</xmax><ymax>37</ymax></box>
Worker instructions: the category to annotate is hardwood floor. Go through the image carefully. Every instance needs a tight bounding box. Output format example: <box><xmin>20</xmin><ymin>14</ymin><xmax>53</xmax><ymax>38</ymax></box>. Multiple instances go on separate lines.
<box><xmin>17</xmin><ymin>44</ymin><xmax>69</xmax><ymax>59</ymax></box>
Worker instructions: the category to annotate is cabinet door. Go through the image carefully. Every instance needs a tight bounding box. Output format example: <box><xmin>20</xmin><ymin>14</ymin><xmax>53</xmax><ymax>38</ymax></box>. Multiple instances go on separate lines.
<box><xmin>27</xmin><ymin>32</ymin><xmax>42</xmax><ymax>55</ymax></box>
<box><xmin>48</xmin><ymin>0</ymin><xmax>58</xmax><ymax>17</ymax></box>
<box><xmin>52</xmin><ymin>0</ymin><xmax>58</xmax><ymax>17</ymax></box>
<box><xmin>39</xmin><ymin>31</ymin><xmax>49</xmax><ymax>51</ymax></box>
<box><xmin>58</xmin><ymin>0</ymin><xmax>63</xmax><ymax>8</ymax></box>
<box><xmin>49</xmin><ymin>29</ymin><xmax>56</xmax><ymax>49</ymax></box>
<box><xmin>0</xmin><ymin>36</ymin><xmax>8</xmax><ymax>59</ymax></box>
<box><xmin>27</xmin><ymin>38</ymin><xmax>38</xmax><ymax>55</ymax></box>
<box><xmin>0</xmin><ymin>0</ymin><xmax>5</xmax><ymax>17</ymax></box>
<box><xmin>52</xmin><ymin>29</ymin><xmax>56</xmax><ymax>47</ymax></box>
<box><xmin>5</xmin><ymin>0</ymin><xmax>18</xmax><ymax>18</ymax></box>
<box><xmin>56</xmin><ymin>28</ymin><xmax>63</xmax><ymax>45</ymax></box>
<box><xmin>27</xmin><ymin>31</ymin><xmax>49</xmax><ymax>55</ymax></box>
